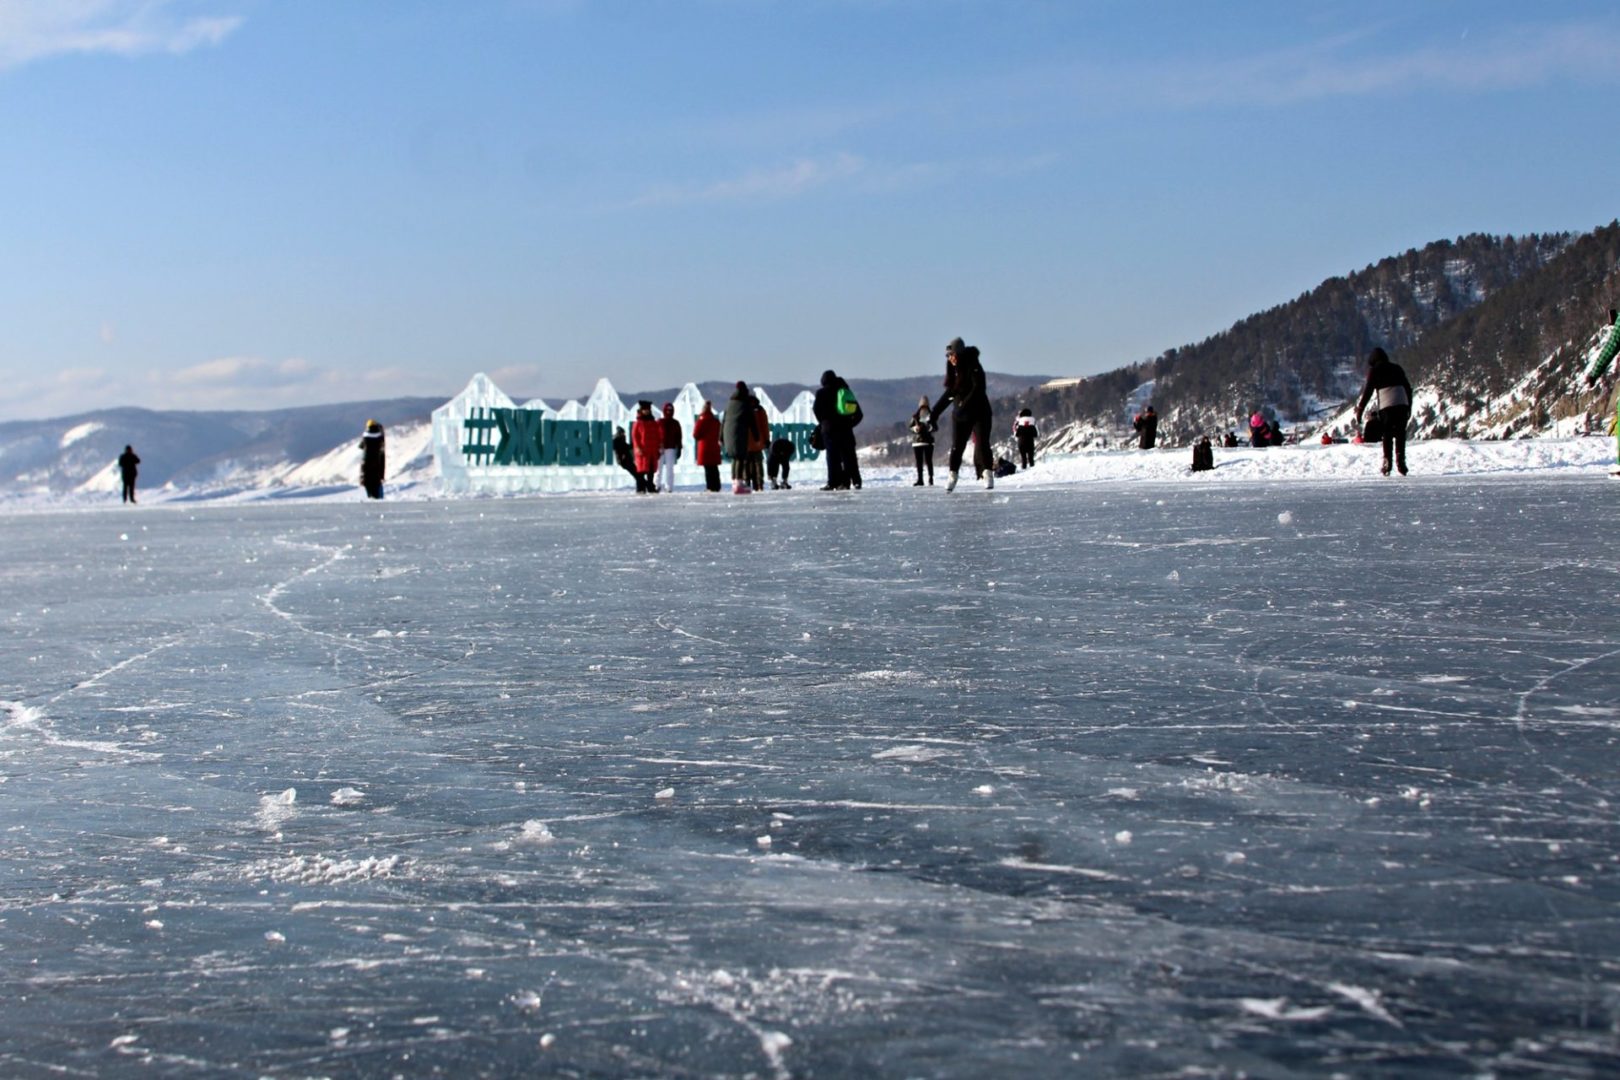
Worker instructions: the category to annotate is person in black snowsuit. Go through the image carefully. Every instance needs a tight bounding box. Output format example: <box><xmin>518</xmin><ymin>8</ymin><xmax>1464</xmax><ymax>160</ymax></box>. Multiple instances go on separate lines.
<box><xmin>909</xmin><ymin>397</ymin><xmax>937</xmax><ymax>485</ymax></box>
<box><xmin>1132</xmin><ymin>405</ymin><xmax>1158</xmax><ymax>449</ymax></box>
<box><xmin>117</xmin><ymin>445</ymin><xmax>140</xmax><ymax>504</ymax></box>
<box><xmin>359</xmin><ymin>420</ymin><xmax>385</xmax><ymax>499</ymax></box>
<box><xmin>933</xmin><ymin>338</ymin><xmax>993</xmax><ymax>491</ymax></box>
<box><xmin>812</xmin><ymin>370</ymin><xmax>861</xmax><ymax>490</ymax></box>
<box><xmin>767</xmin><ymin>434</ymin><xmax>795</xmax><ymax>489</ymax></box>
<box><xmin>1013</xmin><ymin>408</ymin><xmax>1038</xmax><ymax>469</ymax></box>
<box><xmin>1354</xmin><ymin>346</ymin><xmax>1414</xmax><ymax>476</ymax></box>
<box><xmin>612</xmin><ymin>426</ymin><xmax>640</xmax><ymax>488</ymax></box>
<box><xmin>1191</xmin><ymin>436</ymin><xmax>1214</xmax><ymax>472</ymax></box>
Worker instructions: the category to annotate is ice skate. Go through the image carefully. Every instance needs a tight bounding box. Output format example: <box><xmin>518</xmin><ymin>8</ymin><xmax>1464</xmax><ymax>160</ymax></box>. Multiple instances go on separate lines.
<box><xmin>985</xmin><ymin>472</ymin><xmax>994</xmax><ymax>490</ymax></box>
<box><xmin>945</xmin><ymin>471</ymin><xmax>958</xmax><ymax>492</ymax></box>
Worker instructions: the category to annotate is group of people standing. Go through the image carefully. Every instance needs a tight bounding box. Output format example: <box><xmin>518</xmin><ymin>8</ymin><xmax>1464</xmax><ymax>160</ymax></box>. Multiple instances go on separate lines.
<box><xmin>612</xmin><ymin>384</ymin><xmax>803</xmax><ymax>495</ymax></box>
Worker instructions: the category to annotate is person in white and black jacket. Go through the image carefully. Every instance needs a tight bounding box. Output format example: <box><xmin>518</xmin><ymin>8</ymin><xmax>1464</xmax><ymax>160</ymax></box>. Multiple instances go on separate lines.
<box><xmin>1013</xmin><ymin>408</ymin><xmax>1038</xmax><ymax>469</ymax></box>
<box><xmin>909</xmin><ymin>396</ymin><xmax>937</xmax><ymax>485</ymax></box>
<box><xmin>1354</xmin><ymin>347</ymin><xmax>1414</xmax><ymax>476</ymax></box>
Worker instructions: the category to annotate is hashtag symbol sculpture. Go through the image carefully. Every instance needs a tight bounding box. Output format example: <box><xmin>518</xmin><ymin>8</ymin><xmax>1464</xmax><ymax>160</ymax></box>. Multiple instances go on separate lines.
<box><xmin>461</xmin><ymin>408</ymin><xmax>500</xmax><ymax>464</ymax></box>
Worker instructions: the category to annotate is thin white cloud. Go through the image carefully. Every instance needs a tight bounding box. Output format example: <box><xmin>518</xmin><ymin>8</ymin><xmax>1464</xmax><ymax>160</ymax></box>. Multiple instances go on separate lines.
<box><xmin>631</xmin><ymin>152</ymin><xmax>868</xmax><ymax>208</ymax></box>
<box><xmin>170</xmin><ymin>356</ymin><xmax>317</xmax><ymax>389</ymax></box>
<box><xmin>0</xmin><ymin>0</ymin><xmax>243</xmax><ymax>70</ymax></box>
<box><xmin>627</xmin><ymin>149</ymin><xmax>1056</xmax><ymax>209</ymax></box>
<box><xmin>1058</xmin><ymin>21</ymin><xmax>1620</xmax><ymax>112</ymax></box>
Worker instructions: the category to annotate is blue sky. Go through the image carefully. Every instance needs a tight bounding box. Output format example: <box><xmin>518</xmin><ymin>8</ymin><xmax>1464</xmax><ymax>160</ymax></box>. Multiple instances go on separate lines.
<box><xmin>1</xmin><ymin>0</ymin><xmax>1617</xmax><ymax>419</ymax></box>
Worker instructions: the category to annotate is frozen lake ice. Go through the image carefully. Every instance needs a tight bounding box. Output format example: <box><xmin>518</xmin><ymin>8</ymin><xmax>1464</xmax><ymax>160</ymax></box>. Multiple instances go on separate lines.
<box><xmin>3</xmin><ymin>476</ymin><xmax>1620</xmax><ymax>1077</ymax></box>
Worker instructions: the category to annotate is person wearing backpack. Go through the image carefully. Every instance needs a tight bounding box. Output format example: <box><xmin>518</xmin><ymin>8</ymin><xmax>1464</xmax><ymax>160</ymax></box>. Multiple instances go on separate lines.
<box><xmin>1354</xmin><ymin>347</ymin><xmax>1414</xmax><ymax>476</ymax></box>
<box><xmin>932</xmin><ymin>338</ymin><xmax>993</xmax><ymax>491</ymax></box>
<box><xmin>813</xmin><ymin>369</ymin><xmax>862</xmax><ymax>490</ymax></box>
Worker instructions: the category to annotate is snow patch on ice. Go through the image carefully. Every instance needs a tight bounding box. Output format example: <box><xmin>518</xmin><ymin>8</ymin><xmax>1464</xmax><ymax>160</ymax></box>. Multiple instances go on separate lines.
<box><xmin>871</xmin><ymin>744</ymin><xmax>957</xmax><ymax>763</ymax></box>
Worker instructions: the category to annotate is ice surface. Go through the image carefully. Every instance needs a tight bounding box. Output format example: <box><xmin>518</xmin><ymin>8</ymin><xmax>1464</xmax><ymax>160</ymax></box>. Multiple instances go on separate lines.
<box><xmin>3</xmin><ymin>478</ymin><xmax>1620</xmax><ymax>1076</ymax></box>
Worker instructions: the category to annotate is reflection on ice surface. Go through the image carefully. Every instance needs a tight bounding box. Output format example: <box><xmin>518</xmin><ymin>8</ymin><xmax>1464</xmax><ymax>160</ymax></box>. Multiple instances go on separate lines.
<box><xmin>3</xmin><ymin>478</ymin><xmax>1619</xmax><ymax>1077</ymax></box>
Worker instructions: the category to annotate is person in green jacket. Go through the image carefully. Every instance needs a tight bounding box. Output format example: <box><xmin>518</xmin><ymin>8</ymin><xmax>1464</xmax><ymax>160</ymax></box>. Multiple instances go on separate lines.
<box><xmin>1583</xmin><ymin>308</ymin><xmax>1620</xmax><ymax>464</ymax></box>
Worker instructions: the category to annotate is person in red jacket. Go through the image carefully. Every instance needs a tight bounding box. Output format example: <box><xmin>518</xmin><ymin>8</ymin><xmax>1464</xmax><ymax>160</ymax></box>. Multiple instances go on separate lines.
<box><xmin>657</xmin><ymin>402</ymin><xmax>683</xmax><ymax>493</ymax></box>
<box><xmin>692</xmin><ymin>401</ymin><xmax>723</xmax><ymax>492</ymax></box>
<box><xmin>631</xmin><ymin>401</ymin><xmax>662</xmax><ymax>494</ymax></box>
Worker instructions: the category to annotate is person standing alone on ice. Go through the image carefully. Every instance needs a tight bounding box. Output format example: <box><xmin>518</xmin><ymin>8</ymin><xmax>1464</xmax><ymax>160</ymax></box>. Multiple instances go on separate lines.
<box><xmin>117</xmin><ymin>444</ymin><xmax>140</xmax><ymax>504</ymax></box>
<box><xmin>657</xmin><ymin>402</ymin><xmax>682</xmax><ymax>493</ymax></box>
<box><xmin>934</xmin><ymin>338</ymin><xmax>993</xmax><ymax>491</ymax></box>
<box><xmin>910</xmin><ymin>396</ymin><xmax>937</xmax><ymax>485</ymax></box>
<box><xmin>1132</xmin><ymin>404</ymin><xmax>1158</xmax><ymax>450</ymax></box>
<box><xmin>1013</xmin><ymin>408</ymin><xmax>1038</xmax><ymax>469</ymax></box>
<box><xmin>1355</xmin><ymin>347</ymin><xmax>1414</xmax><ymax>477</ymax></box>
<box><xmin>1582</xmin><ymin>308</ymin><xmax>1620</xmax><ymax>468</ymax></box>
<box><xmin>359</xmin><ymin>421</ymin><xmax>385</xmax><ymax>499</ymax></box>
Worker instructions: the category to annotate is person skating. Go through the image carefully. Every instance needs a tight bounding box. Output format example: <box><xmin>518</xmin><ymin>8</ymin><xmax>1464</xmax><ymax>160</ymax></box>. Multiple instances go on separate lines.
<box><xmin>722</xmin><ymin>382</ymin><xmax>754</xmax><ymax>494</ymax></box>
<box><xmin>117</xmin><ymin>444</ymin><xmax>141</xmax><ymax>504</ymax></box>
<box><xmin>358</xmin><ymin>421</ymin><xmax>385</xmax><ymax>499</ymax></box>
<box><xmin>658</xmin><ymin>402</ymin><xmax>683</xmax><ymax>493</ymax></box>
<box><xmin>1132</xmin><ymin>405</ymin><xmax>1158</xmax><ymax>450</ymax></box>
<box><xmin>767</xmin><ymin>432</ymin><xmax>795</xmax><ymax>489</ymax></box>
<box><xmin>1582</xmin><ymin>308</ymin><xmax>1620</xmax><ymax>468</ymax></box>
<box><xmin>1013</xmin><ymin>408</ymin><xmax>1038</xmax><ymax>469</ymax></box>
<box><xmin>813</xmin><ymin>369</ymin><xmax>862</xmax><ymax>490</ymax></box>
<box><xmin>1354</xmin><ymin>346</ymin><xmax>1414</xmax><ymax>476</ymax></box>
<box><xmin>933</xmin><ymin>338</ymin><xmax>993</xmax><ymax>491</ymax></box>
<box><xmin>692</xmin><ymin>402</ymin><xmax>723</xmax><ymax>492</ymax></box>
<box><xmin>909</xmin><ymin>396</ymin><xmax>937</xmax><ymax>485</ymax></box>
<box><xmin>631</xmin><ymin>401</ymin><xmax>662</xmax><ymax>494</ymax></box>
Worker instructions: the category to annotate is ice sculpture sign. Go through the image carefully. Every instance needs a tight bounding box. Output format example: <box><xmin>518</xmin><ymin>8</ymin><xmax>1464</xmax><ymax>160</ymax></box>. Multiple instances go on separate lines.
<box><xmin>431</xmin><ymin>373</ymin><xmax>820</xmax><ymax>495</ymax></box>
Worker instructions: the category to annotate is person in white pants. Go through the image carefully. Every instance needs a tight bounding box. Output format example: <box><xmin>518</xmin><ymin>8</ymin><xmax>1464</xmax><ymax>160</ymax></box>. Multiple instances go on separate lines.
<box><xmin>658</xmin><ymin>402</ymin><xmax>682</xmax><ymax>493</ymax></box>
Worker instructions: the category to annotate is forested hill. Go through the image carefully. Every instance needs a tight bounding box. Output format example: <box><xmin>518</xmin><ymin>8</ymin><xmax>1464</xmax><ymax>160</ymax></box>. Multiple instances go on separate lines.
<box><xmin>873</xmin><ymin>229</ymin><xmax>1599</xmax><ymax>458</ymax></box>
<box><xmin>1399</xmin><ymin>222</ymin><xmax>1620</xmax><ymax>439</ymax></box>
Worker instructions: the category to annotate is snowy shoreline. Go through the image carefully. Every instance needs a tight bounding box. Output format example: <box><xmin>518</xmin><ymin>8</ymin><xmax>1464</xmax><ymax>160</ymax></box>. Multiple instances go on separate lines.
<box><xmin>2</xmin><ymin>435</ymin><xmax>1614</xmax><ymax>510</ymax></box>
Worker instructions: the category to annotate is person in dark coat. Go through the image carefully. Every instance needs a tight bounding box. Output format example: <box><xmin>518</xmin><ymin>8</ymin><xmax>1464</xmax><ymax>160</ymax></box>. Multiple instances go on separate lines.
<box><xmin>657</xmin><ymin>402</ymin><xmax>683</xmax><ymax>494</ymax></box>
<box><xmin>1013</xmin><ymin>407</ymin><xmax>1038</xmax><ymax>469</ymax></box>
<box><xmin>1191</xmin><ymin>435</ymin><xmax>1214</xmax><ymax>472</ymax></box>
<box><xmin>909</xmin><ymin>396</ymin><xmax>937</xmax><ymax>485</ymax></box>
<box><xmin>692</xmin><ymin>403</ymin><xmax>722</xmax><ymax>492</ymax></box>
<box><xmin>1223</xmin><ymin>430</ymin><xmax>1239</xmax><ymax>448</ymax></box>
<box><xmin>1132</xmin><ymin>405</ymin><xmax>1158</xmax><ymax>450</ymax></box>
<box><xmin>612</xmin><ymin>426</ymin><xmax>639</xmax><ymax>487</ymax></box>
<box><xmin>813</xmin><ymin>369</ymin><xmax>861</xmax><ymax>491</ymax></box>
<box><xmin>359</xmin><ymin>421</ymin><xmax>385</xmax><ymax>499</ymax></box>
<box><xmin>117</xmin><ymin>445</ymin><xmax>140</xmax><ymax>504</ymax></box>
<box><xmin>767</xmin><ymin>433</ymin><xmax>795</xmax><ymax>489</ymax></box>
<box><xmin>1354</xmin><ymin>346</ymin><xmax>1414</xmax><ymax>476</ymax></box>
<box><xmin>933</xmin><ymin>338</ymin><xmax>993</xmax><ymax>491</ymax></box>
<box><xmin>631</xmin><ymin>401</ymin><xmax>662</xmax><ymax>493</ymax></box>
<box><xmin>721</xmin><ymin>382</ymin><xmax>754</xmax><ymax>493</ymax></box>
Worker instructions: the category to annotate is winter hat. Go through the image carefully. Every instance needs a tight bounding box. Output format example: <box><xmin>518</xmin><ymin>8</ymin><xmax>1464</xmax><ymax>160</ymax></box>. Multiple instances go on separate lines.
<box><xmin>637</xmin><ymin>400</ymin><xmax>653</xmax><ymax>412</ymax></box>
<box><xmin>366</xmin><ymin>419</ymin><xmax>381</xmax><ymax>432</ymax></box>
<box><xmin>821</xmin><ymin>369</ymin><xmax>838</xmax><ymax>387</ymax></box>
<box><xmin>1250</xmin><ymin>412</ymin><xmax>1265</xmax><ymax>428</ymax></box>
<box><xmin>946</xmin><ymin>337</ymin><xmax>965</xmax><ymax>356</ymax></box>
<box><xmin>662</xmin><ymin>402</ymin><xmax>674</xmax><ymax>415</ymax></box>
<box><xmin>734</xmin><ymin>381</ymin><xmax>748</xmax><ymax>395</ymax></box>
<box><xmin>1368</xmin><ymin>346</ymin><xmax>1389</xmax><ymax>366</ymax></box>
